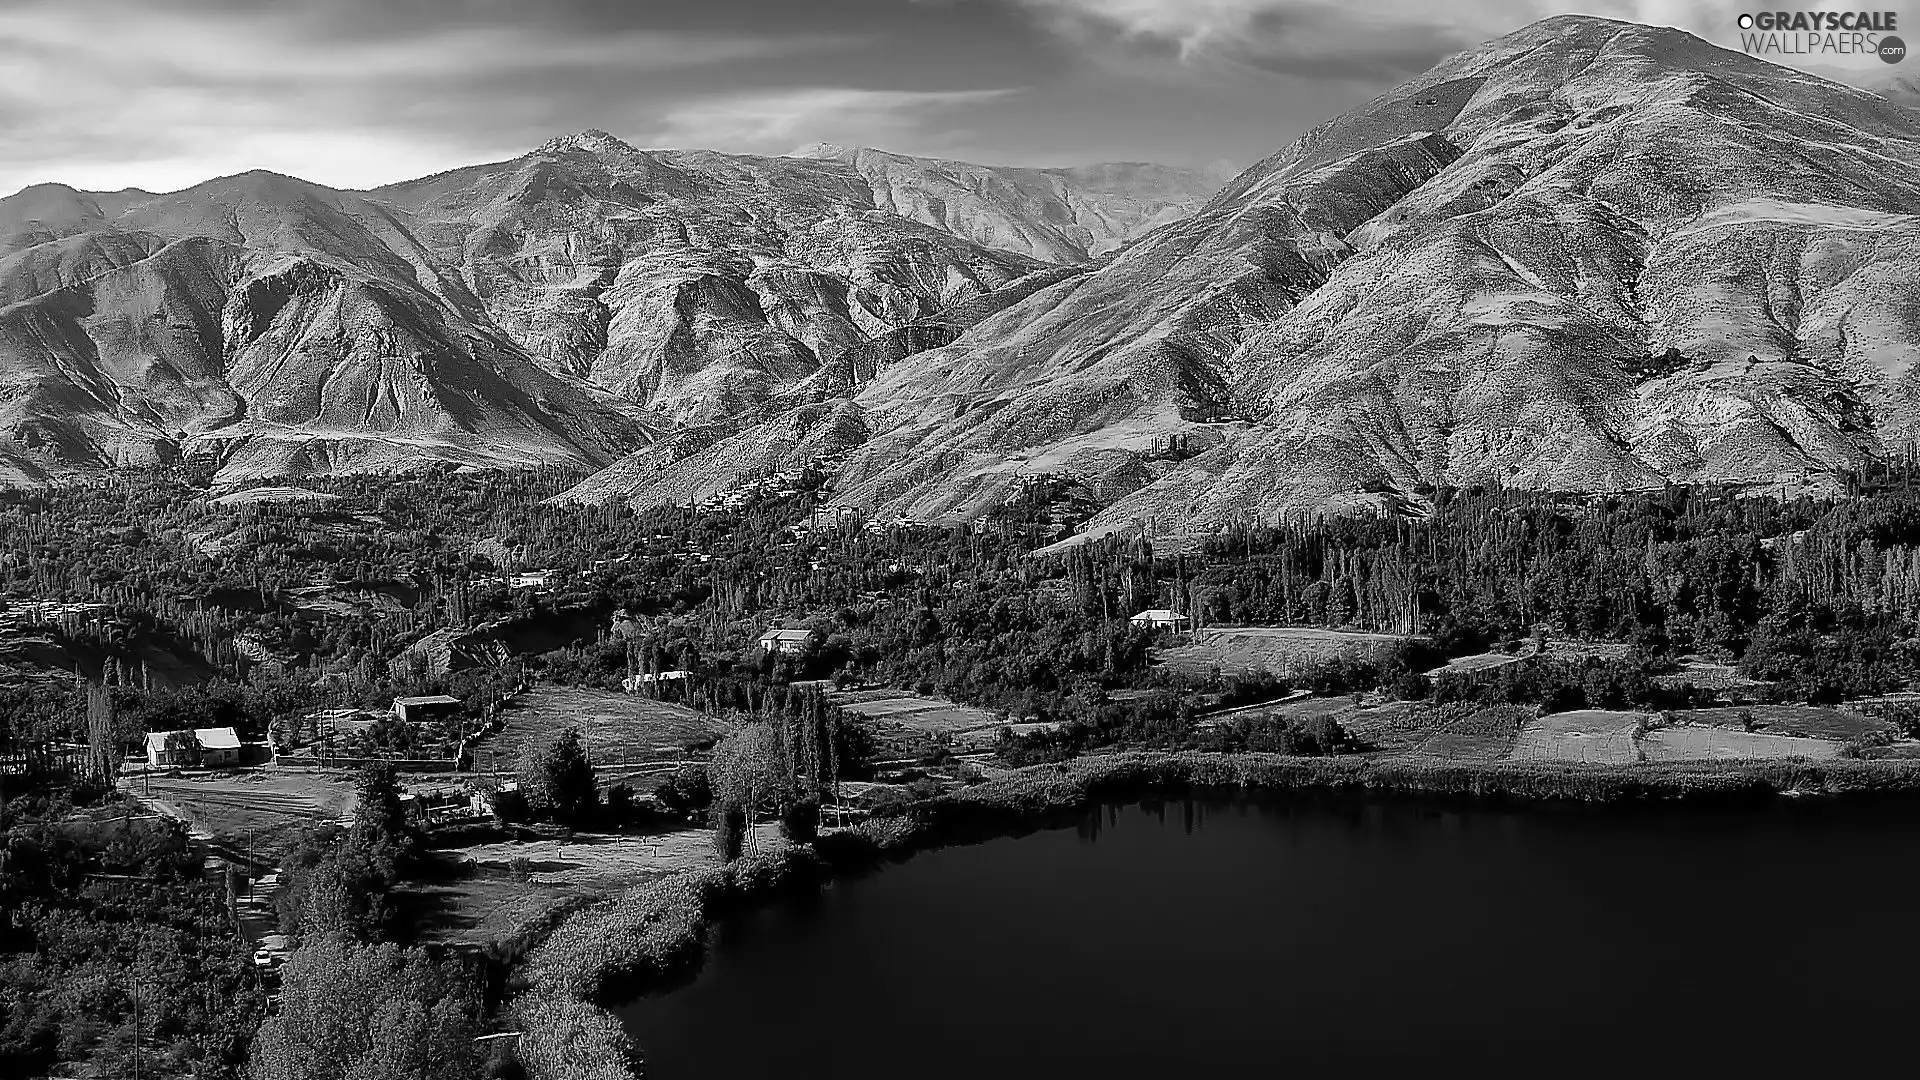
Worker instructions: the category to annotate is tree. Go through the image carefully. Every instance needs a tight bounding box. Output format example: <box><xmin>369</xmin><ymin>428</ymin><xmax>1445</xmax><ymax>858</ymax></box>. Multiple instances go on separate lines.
<box><xmin>653</xmin><ymin>764</ymin><xmax>712</xmax><ymax>818</ymax></box>
<box><xmin>275</xmin><ymin>831</ymin><xmax>389</xmax><ymax>942</ymax></box>
<box><xmin>713</xmin><ymin>802</ymin><xmax>746</xmax><ymax>863</ymax></box>
<box><xmin>518</xmin><ymin>728</ymin><xmax>598</xmax><ymax>826</ymax></box>
<box><xmin>162</xmin><ymin>729</ymin><xmax>199</xmax><ymax>766</ymax></box>
<box><xmin>247</xmin><ymin>936</ymin><xmax>484</xmax><ymax>1080</ymax></box>
<box><xmin>351</xmin><ymin>762</ymin><xmax>419</xmax><ymax>877</ymax></box>
<box><xmin>709</xmin><ymin>723</ymin><xmax>786</xmax><ymax>816</ymax></box>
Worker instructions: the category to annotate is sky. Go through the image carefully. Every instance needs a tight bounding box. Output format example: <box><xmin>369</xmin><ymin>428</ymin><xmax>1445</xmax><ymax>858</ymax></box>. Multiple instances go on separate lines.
<box><xmin>0</xmin><ymin>0</ymin><xmax>1902</xmax><ymax>195</ymax></box>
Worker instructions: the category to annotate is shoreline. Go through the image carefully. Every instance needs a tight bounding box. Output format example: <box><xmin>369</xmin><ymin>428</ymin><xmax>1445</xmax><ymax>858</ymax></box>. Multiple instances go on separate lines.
<box><xmin>507</xmin><ymin>751</ymin><xmax>1920</xmax><ymax>1080</ymax></box>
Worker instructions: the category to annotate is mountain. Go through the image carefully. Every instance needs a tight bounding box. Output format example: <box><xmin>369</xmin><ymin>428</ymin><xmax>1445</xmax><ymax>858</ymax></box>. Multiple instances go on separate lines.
<box><xmin>786</xmin><ymin>141</ymin><xmax>1231</xmax><ymax>262</ymax></box>
<box><xmin>559</xmin><ymin>16</ymin><xmax>1920</xmax><ymax>539</ymax></box>
<box><xmin>0</xmin><ymin>135</ymin><xmax>1220</xmax><ymax>485</ymax></box>
<box><xmin>0</xmin><ymin>171</ymin><xmax>652</xmax><ymax>485</ymax></box>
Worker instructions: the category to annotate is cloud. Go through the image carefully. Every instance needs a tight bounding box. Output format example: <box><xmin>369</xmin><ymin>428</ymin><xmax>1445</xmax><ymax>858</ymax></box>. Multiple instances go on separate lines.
<box><xmin>985</xmin><ymin>1</ymin><xmax>1808</xmax><ymax>82</ymax></box>
<box><xmin>638</xmin><ymin>87</ymin><xmax>1024</xmax><ymax>155</ymax></box>
<box><xmin>0</xmin><ymin>0</ymin><xmax>865</xmax><ymax>192</ymax></box>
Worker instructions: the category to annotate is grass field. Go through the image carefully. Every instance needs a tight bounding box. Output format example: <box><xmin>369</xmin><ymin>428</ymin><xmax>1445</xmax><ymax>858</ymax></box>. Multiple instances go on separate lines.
<box><xmin>827</xmin><ymin>690</ymin><xmax>1001</xmax><ymax>733</ymax></box>
<box><xmin>1642</xmin><ymin>727</ymin><xmax>1840</xmax><ymax>762</ymax></box>
<box><xmin>472</xmin><ymin>686</ymin><xmax>729</xmax><ymax>773</ymax></box>
<box><xmin>1157</xmin><ymin>626</ymin><xmax>1417</xmax><ymax>676</ymax></box>
<box><xmin>129</xmin><ymin>768</ymin><xmax>358</xmax><ymax>852</ymax></box>
<box><xmin>1415</xmin><ymin>733</ymin><xmax>1515</xmax><ymax>762</ymax></box>
<box><xmin>1508</xmin><ymin>711</ymin><xmax>1644</xmax><ymax>764</ymax></box>
<box><xmin>1675</xmin><ymin>706</ymin><xmax>1890</xmax><ymax>741</ymax></box>
<box><xmin>406</xmin><ymin>823</ymin><xmax>783</xmax><ymax>946</ymax></box>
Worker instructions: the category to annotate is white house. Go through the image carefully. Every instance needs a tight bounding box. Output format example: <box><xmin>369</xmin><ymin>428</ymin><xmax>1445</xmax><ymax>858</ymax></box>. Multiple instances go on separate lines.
<box><xmin>1128</xmin><ymin>609</ymin><xmax>1191</xmax><ymax>631</ymax></box>
<box><xmin>758</xmin><ymin>627</ymin><xmax>813</xmax><ymax>655</ymax></box>
<box><xmin>392</xmin><ymin>694</ymin><xmax>463</xmax><ymax>724</ymax></box>
<box><xmin>145</xmin><ymin>727</ymin><xmax>242</xmax><ymax>769</ymax></box>
<box><xmin>508</xmin><ymin>569</ymin><xmax>560</xmax><ymax>591</ymax></box>
<box><xmin>623</xmin><ymin>670</ymin><xmax>690</xmax><ymax>692</ymax></box>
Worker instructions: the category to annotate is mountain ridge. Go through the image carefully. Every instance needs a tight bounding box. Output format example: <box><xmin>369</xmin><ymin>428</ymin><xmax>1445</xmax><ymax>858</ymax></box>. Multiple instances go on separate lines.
<box><xmin>555</xmin><ymin>15</ymin><xmax>1920</xmax><ymax>541</ymax></box>
<box><xmin>0</xmin><ymin>135</ymin><xmax>1222</xmax><ymax>486</ymax></box>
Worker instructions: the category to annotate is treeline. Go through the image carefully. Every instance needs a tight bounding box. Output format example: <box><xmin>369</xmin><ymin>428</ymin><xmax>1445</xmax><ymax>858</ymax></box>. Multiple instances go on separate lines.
<box><xmin>0</xmin><ymin>790</ymin><xmax>265</xmax><ymax>1079</ymax></box>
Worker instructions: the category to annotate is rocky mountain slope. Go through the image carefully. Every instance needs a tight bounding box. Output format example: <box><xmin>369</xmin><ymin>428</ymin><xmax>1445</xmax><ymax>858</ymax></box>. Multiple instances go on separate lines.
<box><xmin>560</xmin><ymin>16</ymin><xmax>1920</xmax><ymax>538</ymax></box>
<box><xmin>0</xmin><ymin>132</ymin><xmax>1220</xmax><ymax>486</ymax></box>
<box><xmin>787</xmin><ymin>142</ymin><xmax>1231</xmax><ymax>262</ymax></box>
<box><xmin>0</xmin><ymin>172</ymin><xmax>653</xmax><ymax>484</ymax></box>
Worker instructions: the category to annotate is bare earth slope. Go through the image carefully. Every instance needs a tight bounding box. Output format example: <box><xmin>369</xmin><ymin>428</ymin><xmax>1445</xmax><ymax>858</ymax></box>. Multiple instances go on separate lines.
<box><xmin>561</xmin><ymin>17</ymin><xmax>1920</xmax><ymax>535</ymax></box>
<box><xmin>0</xmin><ymin>171</ymin><xmax>651</xmax><ymax>484</ymax></box>
<box><xmin>371</xmin><ymin>133</ymin><xmax>1217</xmax><ymax>424</ymax></box>
<box><xmin>1</xmin><ymin>132</ymin><xmax>1218</xmax><ymax>486</ymax></box>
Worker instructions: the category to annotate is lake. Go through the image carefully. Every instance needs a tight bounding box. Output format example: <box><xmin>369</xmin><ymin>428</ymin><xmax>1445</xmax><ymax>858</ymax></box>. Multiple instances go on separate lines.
<box><xmin>620</xmin><ymin>795</ymin><xmax>1920</xmax><ymax>1078</ymax></box>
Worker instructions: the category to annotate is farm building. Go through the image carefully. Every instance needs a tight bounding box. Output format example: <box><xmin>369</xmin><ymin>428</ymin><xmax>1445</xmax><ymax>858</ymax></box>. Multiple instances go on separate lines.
<box><xmin>1423</xmin><ymin>650</ymin><xmax>1537</xmax><ymax>685</ymax></box>
<box><xmin>393</xmin><ymin>694</ymin><xmax>463</xmax><ymax>724</ymax></box>
<box><xmin>1129</xmin><ymin>609</ymin><xmax>1191</xmax><ymax>631</ymax></box>
<box><xmin>758</xmin><ymin>627</ymin><xmax>813</xmax><ymax>655</ymax></box>
<box><xmin>509</xmin><ymin>570</ymin><xmax>560</xmax><ymax>591</ymax></box>
<box><xmin>145</xmin><ymin>727</ymin><xmax>243</xmax><ymax>768</ymax></box>
<box><xmin>623</xmin><ymin>670</ymin><xmax>690</xmax><ymax>692</ymax></box>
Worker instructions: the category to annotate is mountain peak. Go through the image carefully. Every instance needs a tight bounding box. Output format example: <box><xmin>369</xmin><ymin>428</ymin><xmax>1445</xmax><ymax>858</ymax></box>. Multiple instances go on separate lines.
<box><xmin>785</xmin><ymin>141</ymin><xmax>861</xmax><ymax>162</ymax></box>
<box><xmin>537</xmin><ymin>129</ymin><xmax>640</xmax><ymax>157</ymax></box>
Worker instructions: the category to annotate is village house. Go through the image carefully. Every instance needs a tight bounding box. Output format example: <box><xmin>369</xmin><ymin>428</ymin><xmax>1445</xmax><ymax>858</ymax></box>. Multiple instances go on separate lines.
<box><xmin>508</xmin><ymin>569</ymin><xmax>560</xmax><ymax>591</ymax></box>
<box><xmin>623</xmin><ymin>670</ymin><xmax>690</xmax><ymax>692</ymax></box>
<box><xmin>392</xmin><ymin>694</ymin><xmax>463</xmax><ymax>724</ymax></box>
<box><xmin>145</xmin><ymin>727</ymin><xmax>243</xmax><ymax>769</ymax></box>
<box><xmin>758</xmin><ymin>627</ymin><xmax>814</xmax><ymax>655</ymax></box>
<box><xmin>1129</xmin><ymin>609</ymin><xmax>1191</xmax><ymax>631</ymax></box>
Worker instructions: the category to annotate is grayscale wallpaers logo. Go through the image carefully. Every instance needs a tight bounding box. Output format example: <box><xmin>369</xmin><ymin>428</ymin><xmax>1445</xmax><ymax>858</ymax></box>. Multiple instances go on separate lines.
<box><xmin>1736</xmin><ymin>11</ymin><xmax>1906</xmax><ymax>62</ymax></box>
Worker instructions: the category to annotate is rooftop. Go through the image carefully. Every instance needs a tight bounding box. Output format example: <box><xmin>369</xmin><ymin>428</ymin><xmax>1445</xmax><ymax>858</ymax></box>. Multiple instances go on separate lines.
<box><xmin>146</xmin><ymin>727</ymin><xmax>241</xmax><ymax>750</ymax></box>
<box><xmin>394</xmin><ymin>694</ymin><xmax>463</xmax><ymax>707</ymax></box>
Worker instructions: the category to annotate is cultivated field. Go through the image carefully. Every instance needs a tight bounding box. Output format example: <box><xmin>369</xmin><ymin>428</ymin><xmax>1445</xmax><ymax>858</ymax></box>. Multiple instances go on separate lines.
<box><xmin>1508</xmin><ymin>711</ymin><xmax>1644</xmax><ymax>764</ymax></box>
<box><xmin>1675</xmin><ymin>706</ymin><xmax>1889</xmax><ymax>741</ymax></box>
<box><xmin>129</xmin><ymin>768</ymin><xmax>358</xmax><ymax>852</ymax></box>
<box><xmin>1326</xmin><ymin>700</ymin><xmax>1436</xmax><ymax>752</ymax></box>
<box><xmin>472</xmin><ymin>686</ymin><xmax>728</xmax><ymax>773</ymax></box>
<box><xmin>1641</xmin><ymin>727</ymin><xmax>1840</xmax><ymax>762</ymax></box>
<box><xmin>827</xmin><ymin>690</ymin><xmax>1001</xmax><ymax>733</ymax></box>
<box><xmin>1157</xmin><ymin>626</ymin><xmax>1417</xmax><ymax>676</ymax></box>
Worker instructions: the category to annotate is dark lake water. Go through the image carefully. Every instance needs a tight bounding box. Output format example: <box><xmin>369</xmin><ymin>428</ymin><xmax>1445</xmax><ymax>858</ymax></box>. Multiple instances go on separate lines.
<box><xmin>619</xmin><ymin>796</ymin><xmax>1920</xmax><ymax>1079</ymax></box>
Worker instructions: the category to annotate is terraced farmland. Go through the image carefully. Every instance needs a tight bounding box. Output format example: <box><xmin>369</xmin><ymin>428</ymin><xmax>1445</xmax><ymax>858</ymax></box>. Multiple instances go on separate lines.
<box><xmin>827</xmin><ymin>690</ymin><xmax>1001</xmax><ymax>734</ymax></box>
<box><xmin>1157</xmin><ymin>626</ymin><xmax>1418</xmax><ymax>676</ymax></box>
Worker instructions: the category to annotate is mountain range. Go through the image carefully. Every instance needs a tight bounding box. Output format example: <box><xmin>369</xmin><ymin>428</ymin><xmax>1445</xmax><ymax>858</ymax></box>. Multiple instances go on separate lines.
<box><xmin>558</xmin><ymin>15</ymin><xmax>1920</xmax><ymax>538</ymax></box>
<box><xmin>8</xmin><ymin>14</ymin><xmax>1920</xmax><ymax>543</ymax></box>
<box><xmin>0</xmin><ymin>131</ymin><xmax>1220</xmax><ymax>485</ymax></box>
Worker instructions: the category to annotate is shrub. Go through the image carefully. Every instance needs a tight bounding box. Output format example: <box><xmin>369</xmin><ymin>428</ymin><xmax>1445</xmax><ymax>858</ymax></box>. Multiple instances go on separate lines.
<box><xmin>489</xmin><ymin>787</ymin><xmax>529</xmax><ymax>825</ymax></box>
<box><xmin>712</xmin><ymin>803</ymin><xmax>746</xmax><ymax>863</ymax></box>
<box><xmin>778</xmin><ymin>795</ymin><xmax>820</xmax><ymax>844</ymax></box>
<box><xmin>654</xmin><ymin>765</ymin><xmax>713</xmax><ymax>817</ymax></box>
